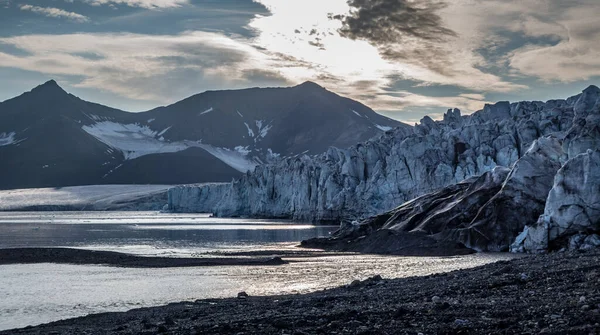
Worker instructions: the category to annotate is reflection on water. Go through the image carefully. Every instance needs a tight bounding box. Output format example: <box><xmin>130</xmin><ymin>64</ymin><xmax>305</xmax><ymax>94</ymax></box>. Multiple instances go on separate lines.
<box><xmin>0</xmin><ymin>211</ymin><xmax>337</xmax><ymax>254</ymax></box>
<box><xmin>0</xmin><ymin>253</ymin><xmax>517</xmax><ymax>331</ymax></box>
<box><xmin>0</xmin><ymin>211</ymin><xmax>516</xmax><ymax>331</ymax></box>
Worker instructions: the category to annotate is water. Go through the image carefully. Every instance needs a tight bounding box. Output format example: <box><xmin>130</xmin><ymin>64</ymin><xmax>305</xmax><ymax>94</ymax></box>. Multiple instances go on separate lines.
<box><xmin>0</xmin><ymin>211</ymin><xmax>336</xmax><ymax>255</ymax></box>
<box><xmin>0</xmin><ymin>211</ymin><xmax>515</xmax><ymax>331</ymax></box>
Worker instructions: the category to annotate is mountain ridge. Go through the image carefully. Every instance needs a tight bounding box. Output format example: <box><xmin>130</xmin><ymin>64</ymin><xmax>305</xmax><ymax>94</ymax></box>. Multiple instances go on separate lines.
<box><xmin>0</xmin><ymin>80</ymin><xmax>404</xmax><ymax>189</ymax></box>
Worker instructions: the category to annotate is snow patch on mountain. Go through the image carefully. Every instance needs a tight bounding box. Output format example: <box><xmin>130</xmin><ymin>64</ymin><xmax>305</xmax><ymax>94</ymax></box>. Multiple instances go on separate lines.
<box><xmin>199</xmin><ymin>107</ymin><xmax>213</xmax><ymax>116</ymax></box>
<box><xmin>351</xmin><ymin>110</ymin><xmax>362</xmax><ymax>117</ymax></box>
<box><xmin>82</xmin><ymin>122</ymin><xmax>188</xmax><ymax>160</ymax></box>
<box><xmin>234</xmin><ymin>146</ymin><xmax>251</xmax><ymax>155</ymax></box>
<box><xmin>244</xmin><ymin>122</ymin><xmax>255</xmax><ymax>137</ymax></box>
<box><xmin>86</xmin><ymin>114</ymin><xmax>113</xmax><ymax>122</ymax></box>
<box><xmin>157</xmin><ymin>126</ymin><xmax>171</xmax><ymax>137</ymax></box>
<box><xmin>103</xmin><ymin>163</ymin><xmax>123</xmax><ymax>178</ymax></box>
<box><xmin>0</xmin><ymin>132</ymin><xmax>16</xmax><ymax>146</ymax></box>
<box><xmin>237</xmin><ymin>110</ymin><xmax>244</xmax><ymax>118</ymax></box>
<box><xmin>375</xmin><ymin>124</ymin><xmax>393</xmax><ymax>131</ymax></box>
<box><xmin>82</xmin><ymin>121</ymin><xmax>258</xmax><ymax>172</ymax></box>
<box><xmin>255</xmin><ymin>120</ymin><xmax>271</xmax><ymax>138</ymax></box>
<box><xmin>197</xmin><ymin>144</ymin><xmax>257</xmax><ymax>172</ymax></box>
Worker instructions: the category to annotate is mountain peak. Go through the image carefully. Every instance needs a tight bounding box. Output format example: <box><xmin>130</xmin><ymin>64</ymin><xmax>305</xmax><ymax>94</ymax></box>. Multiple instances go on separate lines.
<box><xmin>583</xmin><ymin>85</ymin><xmax>600</xmax><ymax>94</ymax></box>
<box><xmin>296</xmin><ymin>81</ymin><xmax>325</xmax><ymax>90</ymax></box>
<box><xmin>30</xmin><ymin>79</ymin><xmax>67</xmax><ymax>95</ymax></box>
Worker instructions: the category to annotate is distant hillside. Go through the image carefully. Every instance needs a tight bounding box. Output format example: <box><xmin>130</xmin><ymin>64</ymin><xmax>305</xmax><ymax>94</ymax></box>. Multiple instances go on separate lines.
<box><xmin>0</xmin><ymin>80</ymin><xmax>405</xmax><ymax>189</ymax></box>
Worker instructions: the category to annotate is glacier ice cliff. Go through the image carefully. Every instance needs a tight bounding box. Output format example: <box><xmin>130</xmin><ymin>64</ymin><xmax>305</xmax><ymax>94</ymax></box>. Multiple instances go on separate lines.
<box><xmin>512</xmin><ymin>149</ymin><xmax>600</xmax><ymax>252</ymax></box>
<box><xmin>302</xmin><ymin>137</ymin><xmax>565</xmax><ymax>252</ymax></box>
<box><xmin>169</xmin><ymin>94</ymin><xmax>578</xmax><ymax>220</ymax></box>
<box><xmin>170</xmin><ymin>86</ymin><xmax>600</xmax><ymax>252</ymax></box>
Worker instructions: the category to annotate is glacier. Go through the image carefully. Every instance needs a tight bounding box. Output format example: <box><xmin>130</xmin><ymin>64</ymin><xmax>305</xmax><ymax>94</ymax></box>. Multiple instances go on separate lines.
<box><xmin>0</xmin><ymin>185</ymin><xmax>171</xmax><ymax>211</ymax></box>
<box><xmin>169</xmin><ymin>85</ymin><xmax>600</xmax><ymax>252</ymax></box>
<box><xmin>168</xmin><ymin>96</ymin><xmax>578</xmax><ymax>222</ymax></box>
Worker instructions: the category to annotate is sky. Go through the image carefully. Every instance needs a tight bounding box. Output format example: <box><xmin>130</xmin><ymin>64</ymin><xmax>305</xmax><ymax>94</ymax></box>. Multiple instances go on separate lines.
<box><xmin>0</xmin><ymin>0</ymin><xmax>599</xmax><ymax>123</ymax></box>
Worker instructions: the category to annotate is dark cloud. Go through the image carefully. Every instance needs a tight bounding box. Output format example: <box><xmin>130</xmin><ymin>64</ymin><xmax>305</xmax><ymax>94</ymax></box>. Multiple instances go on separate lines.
<box><xmin>264</xmin><ymin>51</ymin><xmax>317</xmax><ymax>69</ymax></box>
<box><xmin>335</xmin><ymin>0</ymin><xmax>458</xmax><ymax>76</ymax></box>
<box><xmin>338</xmin><ymin>0</ymin><xmax>456</xmax><ymax>45</ymax></box>
<box><xmin>71</xmin><ymin>51</ymin><xmax>105</xmax><ymax>60</ymax></box>
<box><xmin>383</xmin><ymin>76</ymin><xmax>476</xmax><ymax>97</ymax></box>
<box><xmin>380</xmin><ymin>44</ymin><xmax>455</xmax><ymax>76</ymax></box>
<box><xmin>349</xmin><ymin>80</ymin><xmax>380</xmax><ymax>90</ymax></box>
<box><xmin>0</xmin><ymin>42</ymin><xmax>32</xmax><ymax>56</ymax></box>
<box><xmin>240</xmin><ymin>69</ymin><xmax>292</xmax><ymax>86</ymax></box>
<box><xmin>164</xmin><ymin>44</ymin><xmax>249</xmax><ymax>67</ymax></box>
<box><xmin>315</xmin><ymin>73</ymin><xmax>341</xmax><ymax>83</ymax></box>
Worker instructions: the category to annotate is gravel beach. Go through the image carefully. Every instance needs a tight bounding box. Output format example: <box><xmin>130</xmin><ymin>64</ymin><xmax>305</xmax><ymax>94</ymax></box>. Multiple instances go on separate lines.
<box><xmin>3</xmin><ymin>250</ymin><xmax>599</xmax><ymax>334</ymax></box>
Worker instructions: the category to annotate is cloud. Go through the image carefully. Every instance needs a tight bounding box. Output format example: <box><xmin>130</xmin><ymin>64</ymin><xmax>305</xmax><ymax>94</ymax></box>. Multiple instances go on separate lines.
<box><xmin>81</xmin><ymin>0</ymin><xmax>188</xmax><ymax>9</ymax></box>
<box><xmin>3</xmin><ymin>0</ymin><xmax>523</xmax><ymax>118</ymax></box>
<box><xmin>375</xmin><ymin>89</ymin><xmax>490</xmax><ymax>114</ymax></box>
<box><xmin>438</xmin><ymin>0</ymin><xmax>600</xmax><ymax>83</ymax></box>
<box><xmin>19</xmin><ymin>5</ymin><xmax>89</xmax><ymax>22</ymax></box>
<box><xmin>338</xmin><ymin>0</ymin><xmax>456</xmax><ymax>44</ymax></box>
<box><xmin>332</xmin><ymin>0</ymin><xmax>524</xmax><ymax>92</ymax></box>
<box><xmin>507</xmin><ymin>2</ymin><xmax>600</xmax><ymax>82</ymax></box>
<box><xmin>0</xmin><ymin>31</ymin><xmax>284</xmax><ymax>104</ymax></box>
<box><xmin>246</xmin><ymin>0</ymin><xmax>524</xmax><ymax>117</ymax></box>
<box><xmin>4</xmin><ymin>0</ymin><xmax>599</xmax><ymax>122</ymax></box>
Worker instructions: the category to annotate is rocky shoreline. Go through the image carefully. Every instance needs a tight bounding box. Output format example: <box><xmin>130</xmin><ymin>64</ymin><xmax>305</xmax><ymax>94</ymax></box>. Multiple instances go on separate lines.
<box><xmin>4</xmin><ymin>250</ymin><xmax>599</xmax><ymax>334</ymax></box>
<box><xmin>301</xmin><ymin>230</ymin><xmax>476</xmax><ymax>256</ymax></box>
<box><xmin>0</xmin><ymin>248</ymin><xmax>286</xmax><ymax>268</ymax></box>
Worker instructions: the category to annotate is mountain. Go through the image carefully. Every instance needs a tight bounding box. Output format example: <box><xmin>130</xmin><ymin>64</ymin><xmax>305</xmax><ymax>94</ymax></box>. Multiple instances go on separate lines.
<box><xmin>142</xmin><ymin>81</ymin><xmax>402</xmax><ymax>157</ymax></box>
<box><xmin>169</xmin><ymin>85</ymin><xmax>600</xmax><ymax>253</ymax></box>
<box><xmin>0</xmin><ymin>80</ymin><xmax>404</xmax><ymax>189</ymax></box>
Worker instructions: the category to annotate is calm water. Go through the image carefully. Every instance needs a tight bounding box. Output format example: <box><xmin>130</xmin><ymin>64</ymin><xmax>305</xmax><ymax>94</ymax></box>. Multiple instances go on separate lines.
<box><xmin>0</xmin><ymin>211</ymin><xmax>515</xmax><ymax>331</ymax></box>
<box><xmin>0</xmin><ymin>211</ymin><xmax>336</xmax><ymax>255</ymax></box>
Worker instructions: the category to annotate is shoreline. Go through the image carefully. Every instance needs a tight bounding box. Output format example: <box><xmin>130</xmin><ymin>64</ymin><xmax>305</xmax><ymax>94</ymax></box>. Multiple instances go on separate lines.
<box><xmin>0</xmin><ymin>247</ymin><xmax>287</xmax><ymax>268</ymax></box>
<box><xmin>3</xmin><ymin>250</ymin><xmax>599</xmax><ymax>334</ymax></box>
<box><xmin>300</xmin><ymin>230</ymin><xmax>477</xmax><ymax>256</ymax></box>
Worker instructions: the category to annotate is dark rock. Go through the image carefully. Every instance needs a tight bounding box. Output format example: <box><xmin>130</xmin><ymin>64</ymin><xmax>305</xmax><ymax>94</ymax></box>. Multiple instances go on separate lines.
<box><xmin>164</xmin><ymin>316</ymin><xmax>175</xmax><ymax>326</ymax></box>
<box><xmin>349</xmin><ymin>280</ymin><xmax>361</xmax><ymax>288</ymax></box>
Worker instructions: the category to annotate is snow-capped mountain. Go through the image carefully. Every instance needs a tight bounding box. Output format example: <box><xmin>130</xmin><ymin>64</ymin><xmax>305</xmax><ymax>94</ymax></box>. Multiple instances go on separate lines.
<box><xmin>0</xmin><ymin>80</ymin><xmax>403</xmax><ymax>189</ymax></box>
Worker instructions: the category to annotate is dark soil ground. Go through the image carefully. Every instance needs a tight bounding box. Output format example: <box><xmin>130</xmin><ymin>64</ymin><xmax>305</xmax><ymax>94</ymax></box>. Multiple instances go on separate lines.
<box><xmin>3</xmin><ymin>250</ymin><xmax>599</xmax><ymax>334</ymax></box>
<box><xmin>0</xmin><ymin>248</ymin><xmax>286</xmax><ymax>268</ymax></box>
